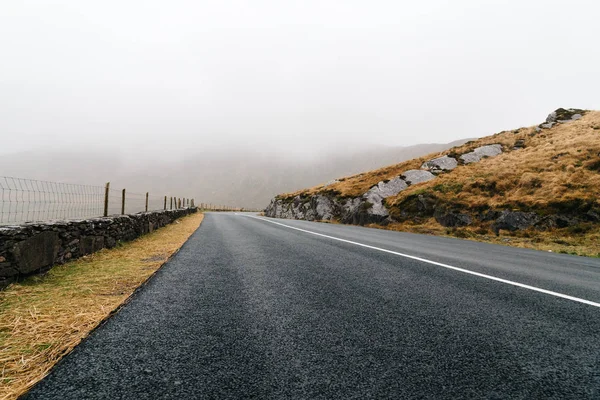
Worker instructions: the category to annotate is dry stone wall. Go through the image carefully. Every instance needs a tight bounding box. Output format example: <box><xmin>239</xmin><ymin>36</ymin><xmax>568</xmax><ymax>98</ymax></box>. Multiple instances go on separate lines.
<box><xmin>0</xmin><ymin>208</ymin><xmax>197</xmax><ymax>288</ymax></box>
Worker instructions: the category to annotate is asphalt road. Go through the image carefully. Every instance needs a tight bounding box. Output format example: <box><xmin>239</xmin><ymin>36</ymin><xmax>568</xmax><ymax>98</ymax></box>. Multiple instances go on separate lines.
<box><xmin>24</xmin><ymin>213</ymin><xmax>600</xmax><ymax>399</ymax></box>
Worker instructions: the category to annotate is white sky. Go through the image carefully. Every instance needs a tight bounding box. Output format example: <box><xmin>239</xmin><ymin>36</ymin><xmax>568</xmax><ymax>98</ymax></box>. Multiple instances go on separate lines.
<box><xmin>1</xmin><ymin>0</ymin><xmax>599</xmax><ymax>157</ymax></box>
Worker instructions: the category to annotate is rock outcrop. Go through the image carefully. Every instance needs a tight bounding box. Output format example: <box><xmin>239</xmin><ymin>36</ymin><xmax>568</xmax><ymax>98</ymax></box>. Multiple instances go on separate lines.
<box><xmin>538</xmin><ymin>108</ymin><xmax>587</xmax><ymax>131</ymax></box>
<box><xmin>266</xmin><ymin>137</ymin><xmax>505</xmax><ymax>225</ymax></box>
<box><xmin>421</xmin><ymin>155</ymin><xmax>458</xmax><ymax>173</ymax></box>
<box><xmin>401</xmin><ymin>170</ymin><xmax>435</xmax><ymax>185</ymax></box>
<box><xmin>460</xmin><ymin>144</ymin><xmax>503</xmax><ymax>164</ymax></box>
<box><xmin>266</xmin><ymin>108</ymin><xmax>591</xmax><ymax>236</ymax></box>
<box><xmin>363</xmin><ymin>177</ymin><xmax>408</xmax><ymax>218</ymax></box>
<box><xmin>434</xmin><ymin>211</ymin><xmax>472</xmax><ymax>227</ymax></box>
<box><xmin>491</xmin><ymin>211</ymin><xmax>539</xmax><ymax>234</ymax></box>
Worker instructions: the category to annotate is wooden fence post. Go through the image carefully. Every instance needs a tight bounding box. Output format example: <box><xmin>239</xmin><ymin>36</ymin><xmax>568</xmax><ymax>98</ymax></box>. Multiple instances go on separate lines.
<box><xmin>103</xmin><ymin>182</ymin><xmax>110</xmax><ymax>217</ymax></box>
<box><xmin>145</xmin><ymin>192</ymin><xmax>149</xmax><ymax>212</ymax></box>
<box><xmin>164</xmin><ymin>196</ymin><xmax>167</xmax><ymax>210</ymax></box>
<box><xmin>121</xmin><ymin>188</ymin><xmax>126</xmax><ymax>215</ymax></box>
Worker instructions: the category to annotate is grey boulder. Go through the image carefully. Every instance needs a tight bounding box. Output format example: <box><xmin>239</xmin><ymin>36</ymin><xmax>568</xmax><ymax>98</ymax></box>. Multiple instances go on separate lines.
<box><xmin>363</xmin><ymin>177</ymin><xmax>408</xmax><ymax>217</ymax></box>
<box><xmin>314</xmin><ymin>195</ymin><xmax>335</xmax><ymax>220</ymax></box>
<box><xmin>435</xmin><ymin>211</ymin><xmax>472</xmax><ymax>227</ymax></box>
<box><xmin>401</xmin><ymin>170</ymin><xmax>436</xmax><ymax>185</ymax></box>
<box><xmin>492</xmin><ymin>210</ymin><xmax>540</xmax><ymax>235</ymax></box>
<box><xmin>421</xmin><ymin>155</ymin><xmax>458</xmax><ymax>173</ymax></box>
<box><xmin>460</xmin><ymin>144</ymin><xmax>503</xmax><ymax>164</ymax></box>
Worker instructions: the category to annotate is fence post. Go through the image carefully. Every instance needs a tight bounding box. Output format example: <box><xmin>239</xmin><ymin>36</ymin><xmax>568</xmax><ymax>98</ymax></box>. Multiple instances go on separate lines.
<box><xmin>103</xmin><ymin>182</ymin><xmax>110</xmax><ymax>217</ymax></box>
<box><xmin>145</xmin><ymin>192</ymin><xmax>149</xmax><ymax>212</ymax></box>
<box><xmin>121</xmin><ymin>188</ymin><xmax>126</xmax><ymax>215</ymax></box>
<box><xmin>170</xmin><ymin>197</ymin><xmax>173</xmax><ymax>210</ymax></box>
<box><xmin>164</xmin><ymin>196</ymin><xmax>167</xmax><ymax>210</ymax></box>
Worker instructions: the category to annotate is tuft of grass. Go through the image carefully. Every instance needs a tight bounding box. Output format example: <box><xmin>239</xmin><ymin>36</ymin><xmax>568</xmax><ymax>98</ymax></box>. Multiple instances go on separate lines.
<box><xmin>0</xmin><ymin>212</ymin><xmax>204</xmax><ymax>400</ymax></box>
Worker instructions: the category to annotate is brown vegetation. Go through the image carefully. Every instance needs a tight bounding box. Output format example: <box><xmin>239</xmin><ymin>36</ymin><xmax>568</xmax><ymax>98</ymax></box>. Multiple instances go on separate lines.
<box><xmin>387</xmin><ymin>111</ymin><xmax>600</xmax><ymax>211</ymax></box>
<box><xmin>279</xmin><ymin>111</ymin><xmax>600</xmax><ymax>256</ymax></box>
<box><xmin>285</xmin><ymin>112</ymin><xmax>600</xmax><ymax>205</ymax></box>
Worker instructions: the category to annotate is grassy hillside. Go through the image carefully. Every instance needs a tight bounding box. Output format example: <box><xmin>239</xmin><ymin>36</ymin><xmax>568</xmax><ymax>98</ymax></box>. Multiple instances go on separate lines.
<box><xmin>388</xmin><ymin>111</ymin><xmax>599</xmax><ymax>212</ymax></box>
<box><xmin>277</xmin><ymin>110</ymin><xmax>600</xmax><ymax>256</ymax></box>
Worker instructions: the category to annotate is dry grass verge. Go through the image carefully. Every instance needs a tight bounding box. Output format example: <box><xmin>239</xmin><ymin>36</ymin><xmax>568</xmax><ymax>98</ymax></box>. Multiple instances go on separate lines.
<box><xmin>0</xmin><ymin>212</ymin><xmax>204</xmax><ymax>400</ymax></box>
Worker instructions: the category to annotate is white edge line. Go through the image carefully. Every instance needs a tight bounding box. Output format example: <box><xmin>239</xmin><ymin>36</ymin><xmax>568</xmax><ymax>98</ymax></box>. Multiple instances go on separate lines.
<box><xmin>241</xmin><ymin>215</ymin><xmax>600</xmax><ymax>309</ymax></box>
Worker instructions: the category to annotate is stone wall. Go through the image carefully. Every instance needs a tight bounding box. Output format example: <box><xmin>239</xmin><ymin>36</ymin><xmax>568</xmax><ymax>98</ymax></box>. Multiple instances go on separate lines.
<box><xmin>0</xmin><ymin>208</ymin><xmax>198</xmax><ymax>288</ymax></box>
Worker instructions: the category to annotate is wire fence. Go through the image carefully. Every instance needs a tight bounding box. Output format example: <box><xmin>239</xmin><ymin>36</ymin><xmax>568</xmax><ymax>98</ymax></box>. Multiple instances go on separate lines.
<box><xmin>0</xmin><ymin>176</ymin><xmax>196</xmax><ymax>226</ymax></box>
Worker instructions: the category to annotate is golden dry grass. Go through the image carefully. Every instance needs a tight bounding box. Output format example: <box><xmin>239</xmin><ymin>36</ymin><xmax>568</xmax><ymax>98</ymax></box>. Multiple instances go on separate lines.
<box><xmin>388</xmin><ymin>111</ymin><xmax>600</xmax><ymax>210</ymax></box>
<box><xmin>0</xmin><ymin>212</ymin><xmax>204</xmax><ymax>400</ymax></box>
<box><xmin>277</xmin><ymin>111</ymin><xmax>600</xmax><ymax>255</ymax></box>
<box><xmin>282</xmin><ymin>111</ymin><xmax>600</xmax><ymax>204</ymax></box>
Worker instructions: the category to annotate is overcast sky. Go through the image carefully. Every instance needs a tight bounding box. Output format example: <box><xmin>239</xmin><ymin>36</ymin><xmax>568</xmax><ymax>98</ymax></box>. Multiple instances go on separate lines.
<box><xmin>1</xmin><ymin>0</ymin><xmax>599</xmax><ymax>158</ymax></box>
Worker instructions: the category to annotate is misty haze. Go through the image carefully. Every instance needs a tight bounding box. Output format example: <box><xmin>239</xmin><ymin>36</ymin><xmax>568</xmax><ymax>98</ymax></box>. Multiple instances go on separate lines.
<box><xmin>1</xmin><ymin>1</ymin><xmax>598</xmax><ymax>210</ymax></box>
<box><xmin>2</xmin><ymin>1</ymin><xmax>600</xmax><ymax>399</ymax></box>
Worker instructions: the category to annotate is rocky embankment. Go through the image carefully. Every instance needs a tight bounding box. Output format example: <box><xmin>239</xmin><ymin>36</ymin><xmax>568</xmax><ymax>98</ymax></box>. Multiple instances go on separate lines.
<box><xmin>265</xmin><ymin>108</ymin><xmax>597</xmax><ymax>235</ymax></box>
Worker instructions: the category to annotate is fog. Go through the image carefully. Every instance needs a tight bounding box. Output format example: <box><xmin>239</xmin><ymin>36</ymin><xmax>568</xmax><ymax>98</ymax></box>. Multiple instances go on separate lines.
<box><xmin>1</xmin><ymin>1</ymin><xmax>599</xmax><ymax>206</ymax></box>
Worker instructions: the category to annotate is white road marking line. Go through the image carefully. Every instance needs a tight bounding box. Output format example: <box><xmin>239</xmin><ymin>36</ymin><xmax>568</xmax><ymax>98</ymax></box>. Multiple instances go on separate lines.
<box><xmin>243</xmin><ymin>215</ymin><xmax>600</xmax><ymax>309</ymax></box>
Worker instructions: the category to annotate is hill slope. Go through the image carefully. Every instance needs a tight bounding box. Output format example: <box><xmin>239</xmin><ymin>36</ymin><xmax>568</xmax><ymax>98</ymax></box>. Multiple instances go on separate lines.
<box><xmin>265</xmin><ymin>109</ymin><xmax>600</xmax><ymax>256</ymax></box>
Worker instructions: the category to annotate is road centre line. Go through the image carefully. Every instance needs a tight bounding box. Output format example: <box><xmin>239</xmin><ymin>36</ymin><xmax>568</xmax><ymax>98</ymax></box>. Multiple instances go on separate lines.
<box><xmin>241</xmin><ymin>215</ymin><xmax>600</xmax><ymax>309</ymax></box>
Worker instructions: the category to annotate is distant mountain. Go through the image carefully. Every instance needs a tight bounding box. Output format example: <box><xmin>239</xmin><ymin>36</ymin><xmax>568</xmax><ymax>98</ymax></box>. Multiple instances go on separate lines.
<box><xmin>0</xmin><ymin>139</ymin><xmax>471</xmax><ymax>209</ymax></box>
